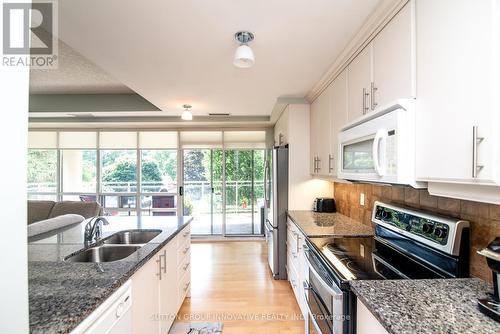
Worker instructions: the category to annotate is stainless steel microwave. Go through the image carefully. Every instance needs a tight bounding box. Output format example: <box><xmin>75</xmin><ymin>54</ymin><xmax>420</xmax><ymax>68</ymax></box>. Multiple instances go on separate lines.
<box><xmin>338</xmin><ymin>99</ymin><xmax>425</xmax><ymax>188</ymax></box>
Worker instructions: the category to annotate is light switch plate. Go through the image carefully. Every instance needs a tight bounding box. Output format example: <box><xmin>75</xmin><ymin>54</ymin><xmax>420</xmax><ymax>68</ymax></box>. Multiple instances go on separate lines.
<box><xmin>360</xmin><ymin>193</ymin><xmax>365</xmax><ymax>206</ymax></box>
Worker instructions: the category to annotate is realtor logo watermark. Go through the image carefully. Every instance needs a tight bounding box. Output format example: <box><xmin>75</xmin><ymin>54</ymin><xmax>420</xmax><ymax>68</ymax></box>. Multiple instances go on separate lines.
<box><xmin>2</xmin><ymin>0</ymin><xmax>58</xmax><ymax>68</ymax></box>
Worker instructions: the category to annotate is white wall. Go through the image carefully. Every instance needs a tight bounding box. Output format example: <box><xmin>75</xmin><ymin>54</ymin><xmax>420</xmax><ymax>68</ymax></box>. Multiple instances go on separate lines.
<box><xmin>285</xmin><ymin>104</ymin><xmax>334</xmax><ymax>210</ymax></box>
<box><xmin>0</xmin><ymin>0</ymin><xmax>30</xmax><ymax>329</ymax></box>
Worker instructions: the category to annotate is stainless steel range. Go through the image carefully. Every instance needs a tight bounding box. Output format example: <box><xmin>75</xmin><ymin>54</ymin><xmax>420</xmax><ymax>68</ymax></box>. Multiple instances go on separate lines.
<box><xmin>303</xmin><ymin>201</ymin><xmax>470</xmax><ymax>334</ymax></box>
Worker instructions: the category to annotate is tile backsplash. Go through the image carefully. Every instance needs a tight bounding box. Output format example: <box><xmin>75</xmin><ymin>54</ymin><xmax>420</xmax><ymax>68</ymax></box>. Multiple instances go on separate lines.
<box><xmin>333</xmin><ymin>182</ymin><xmax>500</xmax><ymax>283</ymax></box>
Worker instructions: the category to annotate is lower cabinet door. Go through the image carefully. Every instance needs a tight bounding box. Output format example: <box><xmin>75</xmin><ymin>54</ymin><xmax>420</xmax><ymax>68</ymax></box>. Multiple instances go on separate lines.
<box><xmin>159</xmin><ymin>242</ymin><xmax>178</xmax><ymax>334</ymax></box>
<box><xmin>132</xmin><ymin>253</ymin><xmax>160</xmax><ymax>334</ymax></box>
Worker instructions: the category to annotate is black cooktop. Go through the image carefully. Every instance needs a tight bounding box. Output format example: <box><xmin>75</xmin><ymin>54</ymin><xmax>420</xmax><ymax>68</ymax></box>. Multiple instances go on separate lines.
<box><xmin>308</xmin><ymin>236</ymin><xmax>382</xmax><ymax>282</ymax></box>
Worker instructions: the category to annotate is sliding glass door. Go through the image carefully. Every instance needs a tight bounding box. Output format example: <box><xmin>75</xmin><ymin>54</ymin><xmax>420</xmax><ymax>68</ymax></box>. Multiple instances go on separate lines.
<box><xmin>183</xmin><ymin>148</ymin><xmax>265</xmax><ymax>236</ymax></box>
<box><xmin>183</xmin><ymin>149</ymin><xmax>223</xmax><ymax>235</ymax></box>
<box><xmin>224</xmin><ymin>150</ymin><xmax>265</xmax><ymax>235</ymax></box>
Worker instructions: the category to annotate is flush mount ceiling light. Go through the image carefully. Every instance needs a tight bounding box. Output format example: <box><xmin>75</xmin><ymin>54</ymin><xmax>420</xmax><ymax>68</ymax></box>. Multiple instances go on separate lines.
<box><xmin>233</xmin><ymin>31</ymin><xmax>255</xmax><ymax>68</ymax></box>
<box><xmin>181</xmin><ymin>104</ymin><xmax>193</xmax><ymax>121</ymax></box>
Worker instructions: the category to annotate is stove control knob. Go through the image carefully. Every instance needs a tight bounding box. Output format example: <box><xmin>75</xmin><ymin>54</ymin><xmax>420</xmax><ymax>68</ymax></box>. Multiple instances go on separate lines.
<box><xmin>422</xmin><ymin>223</ymin><xmax>434</xmax><ymax>234</ymax></box>
<box><xmin>434</xmin><ymin>227</ymin><xmax>447</xmax><ymax>238</ymax></box>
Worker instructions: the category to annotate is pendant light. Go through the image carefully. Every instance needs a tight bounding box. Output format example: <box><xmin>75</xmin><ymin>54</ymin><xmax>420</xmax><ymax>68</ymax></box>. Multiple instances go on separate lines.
<box><xmin>233</xmin><ymin>31</ymin><xmax>255</xmax><ymax>68</ymax></box>
<box><xmin>181</xmin><ymin>104</ymin><xmax>193</xmax><ymax>121</ymax></box>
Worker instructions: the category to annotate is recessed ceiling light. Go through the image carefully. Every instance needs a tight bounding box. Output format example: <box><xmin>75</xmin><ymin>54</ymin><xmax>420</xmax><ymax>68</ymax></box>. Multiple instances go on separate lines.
<box><xmin>233</xmin><ymin>31</ymin><xmax>255</xmax><ymax>68</ymax></box>
<box><xmin>181</xmin><ymin>104</ymin><xmax>193</xmax><ymax>121</ymax></box>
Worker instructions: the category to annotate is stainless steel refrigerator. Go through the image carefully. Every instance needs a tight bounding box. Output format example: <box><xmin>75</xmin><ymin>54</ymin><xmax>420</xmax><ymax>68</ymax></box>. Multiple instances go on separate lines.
<box><xmin>264</xmin><ymin>145</ymin><xmax>288</xmax><ymax>279</ymax></box>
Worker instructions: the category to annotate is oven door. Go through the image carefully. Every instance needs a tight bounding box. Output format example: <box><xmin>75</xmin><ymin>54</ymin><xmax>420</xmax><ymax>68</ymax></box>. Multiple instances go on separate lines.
<box><xmin>303</xmin><ymin>249</ymin><xmax>345</xmax><ymax>334</ymax></box>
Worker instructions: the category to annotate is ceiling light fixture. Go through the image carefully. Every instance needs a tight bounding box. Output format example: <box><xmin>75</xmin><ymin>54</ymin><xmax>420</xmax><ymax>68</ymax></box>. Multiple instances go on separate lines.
<box><xmin>233</xmin><ymin>31</ymin><xmax>255</xmax><ymax>68</ymax></box>
<box><xmin>181</xmin><ymin>104</ymin><xmax>193</xmax><ymax>121</ymax></box>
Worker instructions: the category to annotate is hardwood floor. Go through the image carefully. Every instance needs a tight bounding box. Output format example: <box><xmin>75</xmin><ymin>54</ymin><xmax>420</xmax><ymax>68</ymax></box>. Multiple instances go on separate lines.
<box><xmin>177</xmin><ymin>241</ymin><xmax>305</xmax><ymax>334</ymax></box>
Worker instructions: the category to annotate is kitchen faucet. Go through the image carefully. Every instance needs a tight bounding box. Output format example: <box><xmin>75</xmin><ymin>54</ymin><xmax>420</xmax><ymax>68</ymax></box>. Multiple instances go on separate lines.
<box><xmin>84</xmin><ymin>216</ymin><xmax>109</xmax><ymax>246</ymax></box>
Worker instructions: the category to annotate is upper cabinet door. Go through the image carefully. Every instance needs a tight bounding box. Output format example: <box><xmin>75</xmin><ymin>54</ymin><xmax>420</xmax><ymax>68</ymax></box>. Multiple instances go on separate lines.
<box><xmin>310</xmin><ymin>88</ymin><xmax>330</xmax><ymax>175</ymax></box>
<box><xmin>415</xmin><ymin>0</ymin><xmax>499</xmax><ymax>185</ymax></box>
<box><xmin>347</xmin><ymin>45</ymin><xmax>372</xmax><ymax>122</ymax></box>
<box><xmin>330</xmin><ymin>69</ymin><xmax>348</xmax><ymax>177</ymax></box>
<box><xmin>372</xmin><ymin>2</ymin><xmax>415</xmax><ymax>108</ymax></box>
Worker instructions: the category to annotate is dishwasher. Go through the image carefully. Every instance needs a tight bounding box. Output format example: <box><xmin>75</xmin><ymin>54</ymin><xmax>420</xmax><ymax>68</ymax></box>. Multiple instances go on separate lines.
<box><xmin>71</xmin><ymin>280</ymin><xmax>132</xmax><ymax>334</ymax></box>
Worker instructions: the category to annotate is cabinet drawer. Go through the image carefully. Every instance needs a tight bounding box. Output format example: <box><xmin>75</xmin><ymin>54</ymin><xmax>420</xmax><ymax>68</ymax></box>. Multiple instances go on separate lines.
<box><xmin>178</xmin><ymin>265</ymin><xmax>191</xmax><ymax>305</ymax></box>
<box><xmin>177</xmin><ymin>251</ymin><xmax>191</xmax><ymax>280</ymax></box>
<box><xmin>177</xmin><ymin>240</ymin><xmax>191</xmax><ymax>266</ymax></box>
<box><xmin>175</xmin><ymin>226</ymin><xmax>190</xmax><ymax>249</ymax></box>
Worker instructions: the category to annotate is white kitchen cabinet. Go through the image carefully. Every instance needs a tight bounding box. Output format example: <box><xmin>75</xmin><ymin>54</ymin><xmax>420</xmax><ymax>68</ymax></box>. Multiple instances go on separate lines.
<box><xmin>310</xmin><ymin>84</ymin><xmax>331</xmax><ymax>176</ymax></box>
<box><xmin>346</xmin><ymin>1</ymin><xmax>414</xmax><ymax>123</ymax></box>
<box><xmin>159</xmin><ymin>241</ymin><xmax>178</xmax><ymax>334</ymax></box>
<box><xmin>310</xmin><ymin>69</ymin><xmax>348</xmax><ymax>178</ymax></box>
<box><xmin>415</xmin><ymin>0</ymin><xmax>500</xmax><ymax>192</ymax></box>
<box><xmin>286</xmin><ymin>218</ymin><xmax>308</xmax><ymax>319</ymax></box>
<box><xmin>356</xmin><ymin>298</ymin><xmax>389</xmax><ymax>334</ymax></box>
<box><xmin>274</xmin><ymin>109</ymin><xmax>289</xmax><ymax>146</ymax></box>
<box><xmin>132</xmin><ymin>225</ymin><xmax>191</xmax><ymax>334</ymax></box>
<box><xmin>372</xmin><ymin>2</ymin><xmax>415</xmax><ymax>109</ymax></box>
<box><xmin>274</xmin><ymin>104</ymin><xmax>333</xmax><ymax>210</ymax></box>
<box><xmin>330</xmin><ymin>69</ymin><xmax>348</xmax><ymax>178</ymax></box>
<box><xmin>347</xmin><ymin>45</ymin><xmax>372</xmax><ymax>122</ymax></box>
<box><xmin>132</xmin><ymin>250</ymin><xmax>161</xmax><ymax>334</ymax></box>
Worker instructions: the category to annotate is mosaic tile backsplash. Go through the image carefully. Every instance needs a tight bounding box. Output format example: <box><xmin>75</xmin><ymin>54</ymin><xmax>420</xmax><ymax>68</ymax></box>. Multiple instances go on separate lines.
<box><xmin>333</xmin><ymin>182</ymin><xmax>500</xmax><ymax>283</ymax></box>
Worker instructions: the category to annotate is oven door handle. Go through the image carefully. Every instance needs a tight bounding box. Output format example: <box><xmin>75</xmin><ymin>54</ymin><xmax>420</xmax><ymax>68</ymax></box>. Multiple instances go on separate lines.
<box><xmin>305</xmin><ymin>252</ymin><xmax>343</xmax><ymax>299</ymax></box>
<box><xmin>303</xmin><ymin>284</ymin><xmax>327</xmax><ymax>334</ymax></box>
<box><xmin>372</xmin><ymin>252</ymin><xmax>410</xmax><ymax>279</ymax></box>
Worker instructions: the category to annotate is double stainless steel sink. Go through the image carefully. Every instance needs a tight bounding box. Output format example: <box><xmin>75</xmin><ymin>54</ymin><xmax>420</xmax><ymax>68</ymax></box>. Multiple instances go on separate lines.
<box><xmin>65</xmin><ymin>230</ymin><xmax>162</xmax><ymax>263</ymax></box>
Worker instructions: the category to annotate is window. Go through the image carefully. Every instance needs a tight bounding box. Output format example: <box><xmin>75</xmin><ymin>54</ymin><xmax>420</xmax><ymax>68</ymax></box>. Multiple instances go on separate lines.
<box><xmin>61</xmin><ymin>150</ymin><xmax>97</xmax><ymax>193</ymax></box>
<box><xmin>141</xmin><ymin>150</ymin><xmax>177</xmax><ymax>193</ymax></box>
<box><xmin>27</xmin><ymin>149</ymin><xmax>57</xmax><ymax>194</ymax></box>
<box><xmin>140</xmin><ymin>150</ymin><xmax>178</xmax><ymax>216</ymax></box>
<box><xmin>100</xmin><ymin>150</ymin><xmax>137</xmax><ymax>193</ymax></box>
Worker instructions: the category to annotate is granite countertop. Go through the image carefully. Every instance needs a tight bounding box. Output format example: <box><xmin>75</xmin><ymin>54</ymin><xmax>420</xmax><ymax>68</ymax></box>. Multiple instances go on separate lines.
<box><xmin>287</xmin><ymin>210</ymin><xmax>374</xmax><ymax>237</ymax></box>
<box><xmin>28</xmin><ymin>216</ymin><xmax>192</xmax><ymax>334</ymax></box>
<box><xmin>350</xmin><ymin>278</ymin><xmax>500</xmax><ymax>334</ymax></box>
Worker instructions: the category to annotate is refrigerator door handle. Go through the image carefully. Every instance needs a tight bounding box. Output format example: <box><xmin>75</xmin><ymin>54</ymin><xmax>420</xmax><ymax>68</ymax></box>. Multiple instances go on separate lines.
<box><xmin>264</xmin><ymin>160</ymin><xmax>269</xmax><ymax>205</ymax></box>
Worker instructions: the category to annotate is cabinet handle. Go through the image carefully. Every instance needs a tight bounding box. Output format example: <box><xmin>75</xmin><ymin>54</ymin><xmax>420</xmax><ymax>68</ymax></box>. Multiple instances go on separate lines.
<box><xmin>279</xmin><ymin>133</ymin><xmax>284</xmax><ymax>146</ymax></box>
<box><xmin>156</xmin><ymin>256</ymin><xmax>162</xmax><ymax>280</ymax></box>
<box><xmin>370</xmin><ymin>82</ymin><xmax>378</xmax><ymax>110</ymax></box>
<box><xmin>183</xmin><ymin>262</ymin><xmax>190</xmax><ymax>271</ymax></box>
<box><xmin>183</xmin><ymin>282</ymin><xmax>191</xmax><ymax>292</ymax></box>
<box><xmin>294</xmin><ymin>232</ymin><xmax>300</xmax><ymax>253</ymax></box>
<box><xmin>316</xmin><ymin>157</ymin><xmax>321</xmax><ymax>172</ymax></box>
<box><xmin>162</xmin><ymin>250</ymin><xmax>167</xmax><ymax>274</ymax></box>
<box><xmin>183</xmin><ymin>246</ymin><xmax>190</xmax><ymax>255</ymax></box>
<box><xmin>472</xmin><ymin>126</ymin><xmax>485</xmax><ymax>178</ymax></box>
<box><xmin>362</xmin><ymin>88</ymin><xmax>370</xmax><ymax>115</ymax></box>
<box><xmin>313</xmin><ymin>157</ymin><xmax>317</xmax><ymax>173</ymax></box>
<box><xmin>291</xmin><ymin>279</ymin><xmax>297</xmax><ymax>288</ymax></box>
<box><xmin>328</xmin><ymin>154</ymin><xmax>334</xmax><ymax>173</ymax></box>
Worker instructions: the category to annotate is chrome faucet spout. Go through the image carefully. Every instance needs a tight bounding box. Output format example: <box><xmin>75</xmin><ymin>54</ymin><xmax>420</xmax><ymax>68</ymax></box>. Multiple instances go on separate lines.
<box><xmin>84</xmin><ymin>217</ymin><xmax>110</xmax><ymax>246</ymax></box>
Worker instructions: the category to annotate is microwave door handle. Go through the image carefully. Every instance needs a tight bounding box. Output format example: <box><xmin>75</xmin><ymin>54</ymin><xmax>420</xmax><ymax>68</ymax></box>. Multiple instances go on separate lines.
<box><xmin>372</xmin><ymin>129</ymin><xmax>388</xmax><ymax>176</ymax></box>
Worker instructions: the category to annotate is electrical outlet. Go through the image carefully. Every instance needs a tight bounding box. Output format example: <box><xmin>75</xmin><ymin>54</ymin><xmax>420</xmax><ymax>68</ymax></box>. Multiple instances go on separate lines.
<box><xmin>360</xmin><ymin>193</ymin><xmax>365</xmax><ymax>206</ymax></box>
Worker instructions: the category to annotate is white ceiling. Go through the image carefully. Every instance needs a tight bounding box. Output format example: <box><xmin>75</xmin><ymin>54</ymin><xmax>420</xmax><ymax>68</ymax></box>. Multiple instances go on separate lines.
<box><xmin>56</xmin><ymin>0</ymin><xmax>381</xmax><ymax>117</ymax></box>
<box><xmin>30</xmin><ymin>39</ymin><xmax>132</xmax><ymax>94</ymax></box>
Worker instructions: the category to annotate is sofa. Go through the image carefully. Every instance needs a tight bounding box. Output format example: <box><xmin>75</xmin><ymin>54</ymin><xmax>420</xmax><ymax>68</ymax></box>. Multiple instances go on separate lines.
<box><xmin>28</xmin><ymin>200</ymin><xmax>103</xmax><ymax>225</ymax></box>
<box><xmin>27</xmin><ymin>200</ymin><xmax>104</xmax><ymax>237</ymax></box>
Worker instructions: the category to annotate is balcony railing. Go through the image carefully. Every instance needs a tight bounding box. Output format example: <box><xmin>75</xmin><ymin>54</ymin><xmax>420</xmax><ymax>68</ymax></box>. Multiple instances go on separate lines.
<box><xmin>27</xmin><ymin>180</ymin><xmax>265</xmax><ymax>214</ymax></box>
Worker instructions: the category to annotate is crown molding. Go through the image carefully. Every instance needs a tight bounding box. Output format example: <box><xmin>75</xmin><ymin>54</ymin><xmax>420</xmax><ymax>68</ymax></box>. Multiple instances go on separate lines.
<box><xmin>306</xmin><ymin>0</ymin><xmax>409</xmax><ymax>102</ymax></box>
<box><xmin>269</xmin><ymin>97</ymin><xmax>309</xmax><ymax>124</ymax></box>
